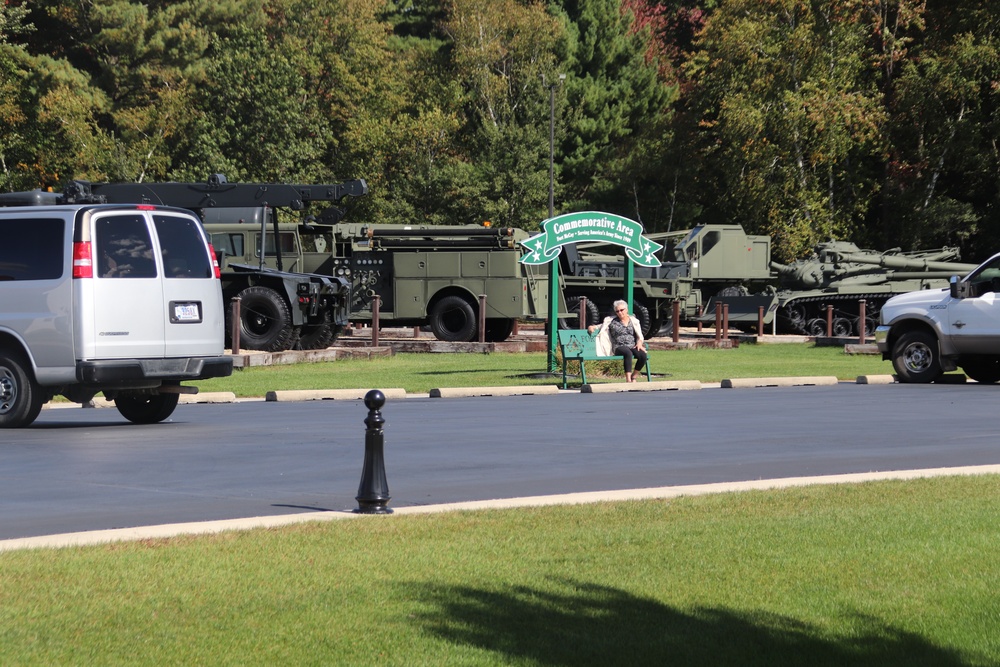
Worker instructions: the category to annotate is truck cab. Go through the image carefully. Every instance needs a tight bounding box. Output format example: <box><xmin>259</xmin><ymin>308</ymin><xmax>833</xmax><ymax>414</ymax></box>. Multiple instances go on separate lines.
<box><xmin>875</xmin><ymin>251</ymin><xmax>1000</xmax><ymax>383</ymax></box>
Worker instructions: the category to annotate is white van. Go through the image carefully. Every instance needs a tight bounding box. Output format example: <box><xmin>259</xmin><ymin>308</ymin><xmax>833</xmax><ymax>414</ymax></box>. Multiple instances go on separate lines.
<box><xmin>0</xmin><ymin>202</ymin><xmax>233</xmax><ymax>427</ymax></box>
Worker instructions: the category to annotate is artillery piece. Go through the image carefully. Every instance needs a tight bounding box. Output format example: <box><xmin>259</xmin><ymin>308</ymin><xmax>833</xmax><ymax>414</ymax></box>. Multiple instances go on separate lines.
<box><xmin>772</xmin><ymin>241</ymin><xmax>978</xmax><ymax>336</ymax></box>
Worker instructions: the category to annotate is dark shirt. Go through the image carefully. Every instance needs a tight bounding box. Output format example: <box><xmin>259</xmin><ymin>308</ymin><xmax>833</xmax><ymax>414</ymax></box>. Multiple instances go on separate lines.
<box><xmin>608</xmin><ymin>318</ymin><xmax>636</xmax><ymax>350</ymax></box>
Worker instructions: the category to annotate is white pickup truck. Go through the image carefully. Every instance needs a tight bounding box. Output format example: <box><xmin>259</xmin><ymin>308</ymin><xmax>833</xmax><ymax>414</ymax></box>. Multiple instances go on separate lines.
<box><xmin>875</xmin><ymin>252</ymin><xmax>1000</xmax><ymax>383</ymax></box>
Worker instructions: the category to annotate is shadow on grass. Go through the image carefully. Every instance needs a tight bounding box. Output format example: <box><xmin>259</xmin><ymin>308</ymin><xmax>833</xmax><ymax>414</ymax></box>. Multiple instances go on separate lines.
<box><xmin>406</xmin><ymin>578</ymin><xmax>969</xmax><ymax>666</ymax></box>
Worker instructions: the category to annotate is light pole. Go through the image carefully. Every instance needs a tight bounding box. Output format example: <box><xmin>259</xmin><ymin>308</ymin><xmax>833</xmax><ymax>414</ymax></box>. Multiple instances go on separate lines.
<box><xmin>544</xmin><ymin>73</ymin><xmax>565</xmax><ymax>372</ymax></box>
<box><xmin>546</xmin><ymin>73</ymin><xmax>565</xmax><ymax>219</ymax></box>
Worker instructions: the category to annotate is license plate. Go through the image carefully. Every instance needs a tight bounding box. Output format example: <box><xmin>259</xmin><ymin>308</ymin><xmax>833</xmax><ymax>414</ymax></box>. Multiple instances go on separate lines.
<box><xmin>171</xmin><ymin>302</ymin><xmax>202</xmax><ymax>323</ymax></box>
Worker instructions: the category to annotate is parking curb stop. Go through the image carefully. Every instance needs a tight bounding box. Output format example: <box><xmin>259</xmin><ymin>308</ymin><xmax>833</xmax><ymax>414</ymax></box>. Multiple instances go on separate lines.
<box><xmin>721</xmin><ymin>376</ymin><xmax>839</xmax><ymax>388</ymax></box>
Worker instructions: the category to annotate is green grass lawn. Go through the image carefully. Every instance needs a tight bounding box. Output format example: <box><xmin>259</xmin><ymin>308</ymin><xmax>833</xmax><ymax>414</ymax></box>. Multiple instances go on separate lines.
<box><xmin>198</xmin><ymin>344</ymin><xmax>893</xmax><ymax>396</ymax></box>
<box><xmin>2</xmin><ymin>475</ymin><xmax>998</xmax><ymax>665</ymax></box>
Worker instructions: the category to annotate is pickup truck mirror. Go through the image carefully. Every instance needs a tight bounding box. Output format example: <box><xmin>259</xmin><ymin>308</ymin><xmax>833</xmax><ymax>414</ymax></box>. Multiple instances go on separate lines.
<box><xmin>950</xmin><ymin>275</ymin><xmax>972</xmax><ymax>299</ymax></box>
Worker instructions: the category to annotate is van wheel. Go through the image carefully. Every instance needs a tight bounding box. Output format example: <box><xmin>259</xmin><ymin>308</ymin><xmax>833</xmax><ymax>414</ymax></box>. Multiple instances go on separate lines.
<box><xmin>0</xmin><ymin>350</ymin><xmax>44</xmax><ymax>428</ymax></box>
<box><xmin>892</xmin><ymin>330</ymin><xmax>943</xmax><ymax>383</ymax></box>
<box><xmin>115</xmin><ymin>393</ymin><xmax>180</xmax><ymax>424</ymax></box>
<box><xmin>235</xmin><ymin>286</ymin><xmax>297</xmax><ymax>351</ymax></box>
<box><xmin>430</xmin><ymin>295</ymin><xmax>477</xmax><ymax>342</ymax></box>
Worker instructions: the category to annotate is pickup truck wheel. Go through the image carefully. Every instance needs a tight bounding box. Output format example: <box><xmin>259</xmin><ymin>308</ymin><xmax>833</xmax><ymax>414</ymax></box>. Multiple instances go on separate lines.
<box><xmin>0</xmin><ymin>350</ymin><xmax>44</xmax><ymax>428</ymax></box>
<box><xmin>960</xmin><ymin>356</ymin><xmax>1000</xmax><ymax>384</ymax></box>
<box><xmin>235</xmin><ymin>286</ymin><xmax>297</xmax><ymax>351</ymax></box>
<box><xmin>114</xmin><ymin>393</ymin><xmax>180</xmax><ymax>424</ymax></box>
<box><xmin>430</xmin><ymin>295</ymin><xmax>477</xmax><ymax>342</ymax></box>
<box><xmin>892</xmin><ymin>330</ymin><xmax>943</xmax><ymax>383</ymax></box>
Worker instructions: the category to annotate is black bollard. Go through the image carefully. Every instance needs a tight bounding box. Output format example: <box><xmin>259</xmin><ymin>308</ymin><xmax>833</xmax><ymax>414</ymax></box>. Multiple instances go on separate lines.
<box><xmin>355</xmin><ymin>389</ymin><xmax>393</xmax><ymax>514</ymax></box>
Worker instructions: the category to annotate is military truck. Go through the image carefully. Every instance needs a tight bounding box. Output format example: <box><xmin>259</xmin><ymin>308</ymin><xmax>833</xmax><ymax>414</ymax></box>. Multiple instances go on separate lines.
<box><xmin>559</xmin><ymin>224</ymin><xmax>778</xmax><ymax>337</ymax></box>
<box><xmin>53</xmin><ymin>177</ymin><xmax>365</xmax><ymax>352</ymax></box>
<box><xmin>292</xmin><ymin>220</ymin><xmax>551</xmax><ymax>342</ymax></box>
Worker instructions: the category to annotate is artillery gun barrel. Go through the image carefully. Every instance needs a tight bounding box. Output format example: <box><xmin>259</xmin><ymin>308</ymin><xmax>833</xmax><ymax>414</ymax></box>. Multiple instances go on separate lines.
<box><xmin>834</xmin><ymin>252</ymin><xmax>977</xmax><ymax>273</ymax></box>
<box><xmin>367</xmin><ymin>227</ymin><xmax>513</xmax><ymax>238</ymax></box>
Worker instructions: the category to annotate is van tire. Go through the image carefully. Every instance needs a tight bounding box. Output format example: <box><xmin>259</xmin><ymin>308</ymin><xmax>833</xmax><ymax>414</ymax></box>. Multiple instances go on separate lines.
<box><xmin>0</xmin><ymin>349</ymin><xmax>44</xmax><ymax>428</ymax></box>
<box><xmin>430</xmin><ymin>295</ymin><xmax>477</xmax><ymax>342</ymax></box>
<box><xmin>115</xmin><ymin>393</ymin><xmax>180</xmax><ymax>424</ymax></box>
<box><xmin>235</xmin><ymin>286</ymin><xmax>297</xmax><ymax>351</ymax></box>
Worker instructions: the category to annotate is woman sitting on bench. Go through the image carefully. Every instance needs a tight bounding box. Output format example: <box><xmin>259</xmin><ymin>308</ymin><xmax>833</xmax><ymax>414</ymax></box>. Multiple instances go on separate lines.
<box><xmin>588</xmin><ymin>299</ymin><xmax>647</xmax><ymax>382</ymax></box>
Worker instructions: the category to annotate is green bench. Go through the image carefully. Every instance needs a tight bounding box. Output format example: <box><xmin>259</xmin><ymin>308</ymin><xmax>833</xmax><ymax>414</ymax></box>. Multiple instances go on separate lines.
<box><xmin>557</xmin><ymin>328</ymin><xmax>652</xmax><ymax>389</ymax></box>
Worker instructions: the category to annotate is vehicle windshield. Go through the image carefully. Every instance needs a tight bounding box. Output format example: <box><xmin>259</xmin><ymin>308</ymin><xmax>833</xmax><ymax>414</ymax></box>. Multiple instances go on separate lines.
<box><xmin>965</xmin><ymin>254</ymin><xmax>1000</xmax><ymax>294</ymax></box>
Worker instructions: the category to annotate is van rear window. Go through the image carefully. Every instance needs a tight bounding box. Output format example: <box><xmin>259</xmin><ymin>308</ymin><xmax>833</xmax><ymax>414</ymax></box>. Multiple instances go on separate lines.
<box><xmin>95</xmin><ymin>215</ymin><xmax>157</xmax><ymax>278</ymax></box>
<box><xmin>0</xmin><ymin>218</ymin><xmax>65</xmax><ymax>280</ymax></box>
<box><xmin>154</xmin><ymin>215</ymin><xmax>213</xmax><ymax>278</ymax></box>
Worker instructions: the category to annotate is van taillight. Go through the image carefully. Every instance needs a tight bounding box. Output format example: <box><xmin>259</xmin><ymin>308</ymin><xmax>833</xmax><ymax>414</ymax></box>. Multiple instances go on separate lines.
<box><xmin>73</xmin><ymin>242</ymin><xmax>93</xmax><ymax>278</ymax></box>
<box><xmin>208</xmin><ymin>243</ymin><xmax>221</xmax><ymax>279</ymax></box>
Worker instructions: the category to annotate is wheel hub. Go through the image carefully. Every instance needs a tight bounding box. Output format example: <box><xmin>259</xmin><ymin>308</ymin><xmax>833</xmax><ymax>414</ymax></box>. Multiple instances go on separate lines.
<box><xmin>903</xmin><ymin>343</ymin><xmax>932</xmax><ymax>372</ymax></box>
<box><xmin>0</xmin><ymin>369</ymin><xmax>15</xmax><ymax>414</ymax></box>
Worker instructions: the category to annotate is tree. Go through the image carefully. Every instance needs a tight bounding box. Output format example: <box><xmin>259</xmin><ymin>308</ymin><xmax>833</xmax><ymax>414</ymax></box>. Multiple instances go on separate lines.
<box><xmin>442</xmin><ymin>0</ymin><xmax>565</xmax><ymax>229</ymax></box>
<box><xmin>552</xmin><ymin>0</ymin><xmax>673</xmax><ymax>229</ymax></box>
<box><xmin>876</xmin><ymin>1</ymin><xmax>1000</xmax><ymax>259</ymax></box>
<box><xmin>690</xmin><ymin>0</ymin><xmax>885</xmax><ymax>261</ymax></box>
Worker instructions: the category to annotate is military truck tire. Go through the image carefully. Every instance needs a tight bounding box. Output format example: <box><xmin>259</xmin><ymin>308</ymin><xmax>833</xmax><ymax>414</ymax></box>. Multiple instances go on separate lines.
<box><xmin>559</xmin><ymin>296</ymin><xmax>600</xmax><ymax>330</ymax></box>
<box><xmin>633</xmin><ymin>301</ymin><xmax>655</xmax><ymax>339</ymax></box>
<box><xmin>892</xmin><ymin>330</ymin><xmax>943</xmax><ymax>384</ymax></box>
<box><xmin>484</xmin><ymin>318</ymin><xmax>516</xmax><ymax>342</ymax></box>
<box><xmin>430</xmin><ymin>295</ymin><xmax>477</xmax><ymax>342</ymax></box>
<box><xmin>0</xmin><ymin>349</ymin><xmax>44</xmax><ymax>428</ymax></box>
<box><xmin>114</xmin><ymin>393</ymin><xmax>180</xmax><ymax>424</ymax></box>
<box><xmin>297</xmin><ymin>323</ymin><xmax>335</xmax><ymax>350</ymax></box>
<box><xmin>960</xmin><ymin>356</ymin><xmax>1000</xmax><ymax>384</ymax></box>
<box><xmin>235</xmin><ymin>286</ymin><xmax>298</xmax><ymax>351</ymax></box>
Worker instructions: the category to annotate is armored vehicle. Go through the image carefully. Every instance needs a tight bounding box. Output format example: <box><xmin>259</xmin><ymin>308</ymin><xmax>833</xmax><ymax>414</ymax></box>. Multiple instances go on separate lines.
<box><xmin>559</xmin><ymin>224</ymin><xmax>777</xmax><ymax>338</ymax></box>
<box><xmin>55</xmin><ymin>177</ymin><xmax>364</xmax><ymax>352</ymax></box>
<box><xmin>772</xmin><ymin>242</ymin><xmax>978</xmax><ymax>337</ymax></box>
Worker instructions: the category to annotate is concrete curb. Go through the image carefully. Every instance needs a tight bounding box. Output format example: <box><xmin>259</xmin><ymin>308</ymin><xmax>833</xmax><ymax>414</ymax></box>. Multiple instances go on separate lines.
<box><xmin>429</xmin><ymin>385</ymin><xmax>561</xmax><ymax>398</ymax></box>
<box><xmin>721</xmin><ymin>376</ymin><xmax>839</xmax><ymax>388</ymax></box>
<box><xmin>857</xmin><ymin>374</ymin><xmax>896</xmax><ymax>385</ymax></box>
<box><xmin>5</xmin><ymin>463</ymin><xmax>999</xmax><ymax>552</ymax></box>
<box><xmin>265</xmin><ymin>388</ymin><xmax>407</xmax><ymax>402</ymax></box>
<box><xmin>581</xmin><ymin>380</ymin><xmax>702</xmax><ymax>394</ymax></box>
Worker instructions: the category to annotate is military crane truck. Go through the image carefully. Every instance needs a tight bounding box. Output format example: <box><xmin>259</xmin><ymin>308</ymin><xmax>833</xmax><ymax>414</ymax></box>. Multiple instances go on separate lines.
<box><xmin>292</xmin><ymin>220</ymin><xmax>552</xmax><ymax>342</ymax></box>
<box><xmin>55</xmin><ymin>177</ymin><xmax>366</xmax><ymax>352</ymax></box>
<box><xmin>559</xmin><ymin>224</ymin><xmax>778</xmax><ymax>338</ymax></box>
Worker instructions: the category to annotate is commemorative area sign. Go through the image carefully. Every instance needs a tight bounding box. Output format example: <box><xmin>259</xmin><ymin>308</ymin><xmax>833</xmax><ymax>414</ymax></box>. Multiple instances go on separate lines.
<box><xmin>519</xmin><ymin>211</ymin><xmax>662</xmax><ymax>267</ymax></box>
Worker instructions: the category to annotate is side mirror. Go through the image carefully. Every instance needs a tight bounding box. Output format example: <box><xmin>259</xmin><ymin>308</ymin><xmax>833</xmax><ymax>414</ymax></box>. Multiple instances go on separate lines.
<box><xmin>950</xmin><ymin>275</ymin><xmax>972</xmax><ymax>299</ymax></box>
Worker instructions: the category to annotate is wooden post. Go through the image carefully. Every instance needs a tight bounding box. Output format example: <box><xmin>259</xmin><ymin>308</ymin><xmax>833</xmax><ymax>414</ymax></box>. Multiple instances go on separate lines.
<box><xmin>672</xmin><ymin>301</ymin><xmax>680</xmax><ymax>343</ymax></box>
<box><xmin>478</xmin><ymin>294</ymin><xmax>487</xmax><ymax>344</ymax></box>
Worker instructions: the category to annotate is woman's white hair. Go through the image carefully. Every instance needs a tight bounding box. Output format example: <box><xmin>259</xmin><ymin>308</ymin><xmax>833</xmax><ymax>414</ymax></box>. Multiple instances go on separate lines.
<box><xmin>612</xmin><ymin>299</ymin><xmax>628</xmax><ymax>312</ymax></box>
